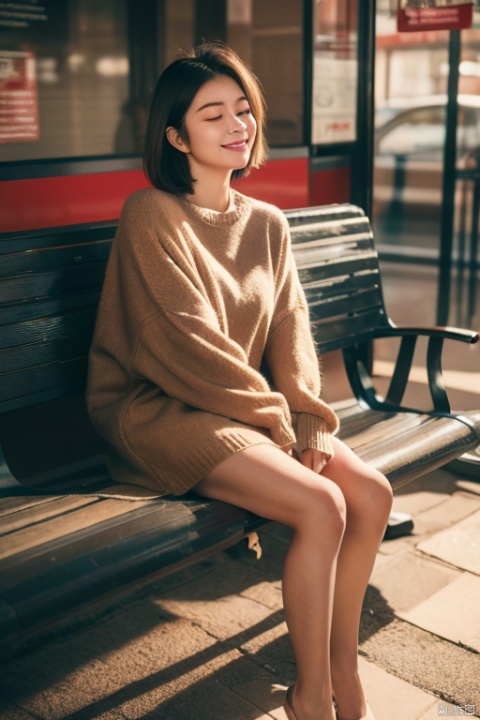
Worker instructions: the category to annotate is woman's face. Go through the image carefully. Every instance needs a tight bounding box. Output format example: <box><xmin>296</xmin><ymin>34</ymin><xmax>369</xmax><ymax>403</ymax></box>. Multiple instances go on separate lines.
<box><xmin>168</xmin><ymin>74</ymin><xmax>257</xmax><ymax>179</ymax></box>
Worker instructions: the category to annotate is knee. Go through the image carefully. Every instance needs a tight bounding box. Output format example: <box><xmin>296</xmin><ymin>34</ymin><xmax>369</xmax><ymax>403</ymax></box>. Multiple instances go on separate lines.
<box><xmin>358</xmin><ymin>469</ymin><xmax>393</xmax><ymax>534</ymax></box>
<box><xmin>376</xmin><ymin>471</ymin><xmax>394</xmax><ymax>518</ymax></box>
<box><xmin>301</xmin><ymin>482</ymin><xmax>347</xmax><ymax>541</ymax></box>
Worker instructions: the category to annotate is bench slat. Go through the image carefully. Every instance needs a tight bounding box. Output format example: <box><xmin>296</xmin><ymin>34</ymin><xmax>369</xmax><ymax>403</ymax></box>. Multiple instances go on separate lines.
<box><xmin>0</xmin><ymin>359</ymin><xmax>86</xmax><ymax>409</ymax></box>
<box><xmin>0</xmin><ymin>223</ymin><xmax>117</xmax><ymax>255</ymax></box>
<box><xmin>0</xmin><ymin>240</ymin><xmax>112</xmax><ymax>278</ymax></box>
<box><xmin>307</xmin><ymin>287</ymin><xmax>385</xmax><ymax>318</ymax></box>
<box><xmin>0</xmin><ymin>493</ymin><xmax>64</xmax><ymax>518</ymax></box>
<box><xmin>0</xmin><ymin>494</ymin><xmax>98</xmax><ymax>536</ymax></box>
<box><xmin>0</xmin><ymin>290</ymin><xmax>101</xmax><ymax>327</ymax></box>
<box><xmin>311</xmin><ymin>308</ymin><xmax>389</xmax><ymax>352</ymax></box>
<box><xmin>0</xmin><ymin>497</ymin><xmax>259</xmax><ymax>582</ymax></box>
<box><xmin>0</xmin><ymin>264</ymin><xmax>106</xmax><ymax>304</ymax></box>
<box><xmin>0</xmin><ymin>497</ymin><xmax>151</xmax><ymax>561</ymax></box>
<box><xmin>0</xmin><ymin>309</ymin><xmax>96</xmax><ymax>350</ymax></box>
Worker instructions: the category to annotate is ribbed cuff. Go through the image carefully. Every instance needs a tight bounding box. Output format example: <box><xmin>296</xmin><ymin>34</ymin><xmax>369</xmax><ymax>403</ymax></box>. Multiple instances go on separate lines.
<box><xmin>294</xmin><ymin>413</ymin><xmax>335</xmax><ymax>459</ymax></box>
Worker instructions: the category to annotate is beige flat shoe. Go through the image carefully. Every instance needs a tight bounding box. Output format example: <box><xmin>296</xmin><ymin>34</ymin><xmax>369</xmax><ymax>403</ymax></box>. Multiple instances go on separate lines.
<box><xmin>362</xmin><ymin>704</ymin><xmax>375</xmax><ymax>720</ymax></box>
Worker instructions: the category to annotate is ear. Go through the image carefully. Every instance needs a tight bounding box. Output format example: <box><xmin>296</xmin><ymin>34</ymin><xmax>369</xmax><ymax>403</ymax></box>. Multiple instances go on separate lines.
<box><xmin>166</xmin><ymin>126</ymin><xmax>190</xmax><ymax>153</ymax></box>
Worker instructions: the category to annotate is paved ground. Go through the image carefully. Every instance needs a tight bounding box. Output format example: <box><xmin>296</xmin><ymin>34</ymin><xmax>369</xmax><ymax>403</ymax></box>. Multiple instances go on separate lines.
<box><xmin>0</xmin><ymin>464</ymin><xmax>479</xmax><ymax>720</ymax></box>
<box><xmin>0</xmin><ymin>261</ymin><xmax>478</xmax><ymax>720</ymax></box>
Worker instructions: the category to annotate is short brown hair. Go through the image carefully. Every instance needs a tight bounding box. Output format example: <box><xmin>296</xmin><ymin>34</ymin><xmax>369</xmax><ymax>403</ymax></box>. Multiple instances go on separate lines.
<box><xmin>143</xmin><ymin>42</ymin><xmax>267</xmax><ymax>194</ymax></box>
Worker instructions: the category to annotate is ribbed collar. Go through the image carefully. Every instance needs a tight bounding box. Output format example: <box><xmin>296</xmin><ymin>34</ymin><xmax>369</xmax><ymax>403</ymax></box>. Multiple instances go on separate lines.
<box><xmin>178</xmin><ymin>189</ymin><xmax>248</xmax><ymax>227</ymax></box>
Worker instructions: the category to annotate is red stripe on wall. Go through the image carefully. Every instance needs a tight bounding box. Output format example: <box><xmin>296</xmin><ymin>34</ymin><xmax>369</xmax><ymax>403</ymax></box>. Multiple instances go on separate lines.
<box><xmin>0</xmin><ymin>170</ymin><xmax>150</xmax><ymax>233</ymax></box>
<box><xmin>0</xmin><ymin>156</ymin><xmax>310</xmax><ymax>233</ymax></box>
<box><xmin>234</xmin><ymin>157</ymin><xmax>310</xmax><ymax>210</ymax></box>
<box><xmin>310</xmin><ymin>166</ymin><xmax>351</xmax><ymax>207</ymax></box>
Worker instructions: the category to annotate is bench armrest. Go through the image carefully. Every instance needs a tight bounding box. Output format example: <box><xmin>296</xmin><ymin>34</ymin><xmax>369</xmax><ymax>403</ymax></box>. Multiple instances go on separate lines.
<box><xmin>379</xmin><ymin>324</ymin><xmax>479</xmax><ymax>344</ymax></box>
<box><xmin>343</xmin><ymin>323</ymin><xmax>478</xmax><ymax>416</ymax></box>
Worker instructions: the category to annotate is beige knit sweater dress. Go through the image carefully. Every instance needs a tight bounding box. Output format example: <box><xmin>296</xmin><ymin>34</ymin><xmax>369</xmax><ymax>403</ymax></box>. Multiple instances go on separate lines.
<box><xmin>87</xmin><ymin>187</ymin><xmax>339</xmax><ymax>495</ymax></box>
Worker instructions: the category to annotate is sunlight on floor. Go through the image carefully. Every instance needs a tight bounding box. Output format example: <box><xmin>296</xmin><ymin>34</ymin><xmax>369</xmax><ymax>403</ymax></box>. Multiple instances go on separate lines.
<box><xmin>374</xmin><ymin>360</ymin><xmax>480</xmax><ymax>394</ymax></box>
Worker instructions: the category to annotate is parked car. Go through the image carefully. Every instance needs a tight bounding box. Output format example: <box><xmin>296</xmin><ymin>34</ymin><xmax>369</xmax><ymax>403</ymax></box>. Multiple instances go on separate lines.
<box><xmin>373</xmin><ymin>94</ymin><xmax>480</xmax><ymax>251</ymax></box>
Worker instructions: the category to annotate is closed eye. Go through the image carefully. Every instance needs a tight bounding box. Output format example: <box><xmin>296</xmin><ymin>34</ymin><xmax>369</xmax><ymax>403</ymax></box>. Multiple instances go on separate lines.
<box><xmin>205</xmin><ymin>115</ymin><xmax>222</xmax><ymax>122</ymax></box>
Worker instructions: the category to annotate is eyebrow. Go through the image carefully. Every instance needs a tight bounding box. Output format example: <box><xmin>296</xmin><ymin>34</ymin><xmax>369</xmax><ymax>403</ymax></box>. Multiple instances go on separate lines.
<box><xmin>196</xmin><ymin>96</ymin><xmax>248</xmax><ymax>113</ymax></box>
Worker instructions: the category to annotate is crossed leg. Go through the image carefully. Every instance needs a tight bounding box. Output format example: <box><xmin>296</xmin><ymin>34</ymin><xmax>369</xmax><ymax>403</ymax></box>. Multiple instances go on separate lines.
<box><xmin>194</xmin><ymin>437</ymin><xmax>393</xmax><ymax>720</ymax></box>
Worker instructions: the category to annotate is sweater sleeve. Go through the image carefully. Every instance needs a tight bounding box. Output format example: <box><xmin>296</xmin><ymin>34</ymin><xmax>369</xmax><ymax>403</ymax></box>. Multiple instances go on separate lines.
<box><xmin>264</xmin><ymin>223</ymin><xmax>339</xmax><ymax>458</ymax></box>
<box><xmin>131</xmin><ymin>308</ymin><xmax>295</xmax><ymax>448</ymax></box>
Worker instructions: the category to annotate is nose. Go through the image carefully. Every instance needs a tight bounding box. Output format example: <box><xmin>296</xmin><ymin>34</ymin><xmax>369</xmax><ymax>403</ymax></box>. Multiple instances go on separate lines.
<box><xmin>228</xmin><ymin>113</ymin><xmax>247</xmax><ymax>133</ymax></box>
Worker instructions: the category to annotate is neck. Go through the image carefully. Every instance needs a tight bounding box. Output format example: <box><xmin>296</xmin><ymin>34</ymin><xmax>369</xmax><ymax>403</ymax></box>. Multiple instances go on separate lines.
<box><xmin>188</xmin><ymin>167</ymin><xmax>233</xmax><ymax>213</ymax></box>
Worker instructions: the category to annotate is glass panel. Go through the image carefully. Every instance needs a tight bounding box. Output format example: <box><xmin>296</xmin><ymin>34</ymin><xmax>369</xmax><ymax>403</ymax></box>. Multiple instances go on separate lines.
<box><xmin>373</xmin><ymin>12</ymin><xmax>448</xmax><ymax>256</ymax></box>
<box><xmin>164</xmin><ymin>0</ymin><xmax>194</xmax><ymax>66</ymax></box>
<box><xmin>312</xmin><ymin>0</ymin><xmax>358</xmax><ymax>145</ymax></box>
<box><xmin>374</xmin><ymin>9</ymin><xmax>480</xmax><ymax>327</ymax></box>
<box><xmin>454</xmin><ymin>23</ymin><xmax>480</xmax><ymax>326</ymax></box>
<box><xmin>0</xmin><ymin>0</ymin><xmax>305</xmax><ymax>160</ymax></box>
<box><xmin>227</xmin><ymin>0</ymin><xmax>304</xmax><ymax>146</ymax></box>
<box><xmin>0</xmin><ymin>0</ymin><xmax>129</xmax><ymax>161</ymax></box>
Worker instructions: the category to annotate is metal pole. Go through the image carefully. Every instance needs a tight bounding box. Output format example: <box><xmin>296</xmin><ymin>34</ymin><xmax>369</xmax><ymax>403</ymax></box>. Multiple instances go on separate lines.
<box><xmin>303</xmin><ymin>0</ymin><xmax>314</xmax><ymax>148</ymax></box>
<box><xmin>351</xmin><ymin>0</ymin><xmax>376</xmax><ymax>218</ymax></box>
<box><xmin>436</xmin><ymin>30</ymin><xmax>461</xmax><ymax>326</ymax></box>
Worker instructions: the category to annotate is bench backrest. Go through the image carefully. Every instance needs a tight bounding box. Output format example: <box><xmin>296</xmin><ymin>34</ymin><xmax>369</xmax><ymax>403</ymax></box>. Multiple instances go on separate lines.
<box><xmin>0</xmin><ymin>203</ymin><xmax>390</xmax><ymax>415</ymax></box>
<box><xmin>288</xmin><ymin>204</ymin><xmax>390</xmax><ymax>352</ymax></box>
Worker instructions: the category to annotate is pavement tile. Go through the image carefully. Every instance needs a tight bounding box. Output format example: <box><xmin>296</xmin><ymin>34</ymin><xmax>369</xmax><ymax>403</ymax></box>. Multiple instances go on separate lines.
<box><xmin>417</xmin><ymin>510</ymin><xmax>480</xmax><ymax>575</ymax></box>
<box><xmin>158</xmin><ymin>552</ymin><xmax>280</xmax><ymax>641</ymax></box>
<box><xmin>370</xmin><ymin>553</ymin><xmax>460</xmax><ymax>613</ymax></box>
<box><xmin>239</xmin><ymin>618</ymin><xmax>294</xmax><ymax>680</ymax></box>
<box><xmin>392</xmin><ymin>490</ymin><xmax>451</xmax><ymax>517</ymax></box>
<box><xmin>0</xmin><ymin>601</ymin><xmax>244</xmax><ymax>720</ymax></box>
<box><xmin>399</xmin><ymin>573</ymin><xmax>480</xmax><ymax>653</ymax></box>
<box><xmin>360</xmin><ymin>617</ymin><xmax>480</xmax><ymax>709</ymax></box>
<box><xmin>378</xmin><ymin>534</ymin><xmax>415</xmax><ymax>556</ymax></box>
<box><xmin>159</xmin><ymin>590</ymin><xmax>275</xmax><ymax>642</ymax></box>
<box><xmin>358</xmin><ymin>656</ymin><xmax>439</xmax><ymax>720</ymax></box>
<box><xmin>215</xmin><ymin>676</ymin><xmax>288</xmax><ymax>718</ymax></box>
<box><xmin>0</xmin><ymin>696</ymin><xmax>38</xmax><ymax>720</ymax></box>
<box><xmin>139</xmin><ymin>673</ymin><xmax>278</xmax><ymax>720</ymax></box>
<box><xmin>240</xmin><ymin>579</ymin><xmax>284</xmax><ymax>610</ymax></box>
<box><xmin>456</xmin><ymin>478</ymin><xmax>480</xmax><ymax>497</ymax></box>
<box><xmin>413</xmin><ymin>493</ymin><xmax>480</xmax><ymax>536</ymax></box>
<box><xmin>371</xmin><ymin>549</ymin><xmax>396</xmax><ymax>573</ymax></box>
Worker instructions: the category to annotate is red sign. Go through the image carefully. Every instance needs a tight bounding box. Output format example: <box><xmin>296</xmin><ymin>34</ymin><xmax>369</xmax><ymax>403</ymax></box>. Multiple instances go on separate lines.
<box><xmin>0</xmin><ymin>51</ymin><xmax>40</xmax><ymax>144</ymax></box>
<box><xmin>398</xmin><ymin>1</ymin><xmax>473</xmax><ymax>32</ymax></box>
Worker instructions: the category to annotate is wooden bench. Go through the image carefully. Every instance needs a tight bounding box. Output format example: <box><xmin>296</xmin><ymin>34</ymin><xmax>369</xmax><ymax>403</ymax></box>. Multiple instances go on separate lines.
<box><xmin>1</xmin><ymin>203</ymin><xmax>479</xmax><ymax>648</ymax></box>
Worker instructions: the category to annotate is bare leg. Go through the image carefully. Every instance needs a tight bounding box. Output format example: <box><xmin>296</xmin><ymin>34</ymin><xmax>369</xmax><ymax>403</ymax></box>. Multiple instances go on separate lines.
<box><xmin>195</xmin><ymin>444</ymin><xmax>344</xmax><ymax>720</ymax></box>
<box><xmin>195</xmin><ymin>440</ymin><xmax>392</xmax><ymax>720</ymax></box>
<box><xmin>324</xmin><ymin>438</ymin><xmax>393</xmax><ymax>720</ymax></box>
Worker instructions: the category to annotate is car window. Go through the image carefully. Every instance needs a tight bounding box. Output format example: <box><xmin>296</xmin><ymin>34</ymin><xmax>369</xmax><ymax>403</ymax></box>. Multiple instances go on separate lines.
<box><xmin>377</xmin><ymin>106</ymin><xmax>446</xmax><ymax>158</ymax></box>
<box><xmin>376</xmin><ymin>103</ymin><xmax>480</xmax><ymax>161</ymax></box>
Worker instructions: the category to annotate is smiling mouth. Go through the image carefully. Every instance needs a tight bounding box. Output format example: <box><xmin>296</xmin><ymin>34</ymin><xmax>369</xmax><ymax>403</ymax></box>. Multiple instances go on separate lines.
<box><xmin>222</xmin><ymin>140</ymin><xmax>248</xmax><ymax>149</ymax></box>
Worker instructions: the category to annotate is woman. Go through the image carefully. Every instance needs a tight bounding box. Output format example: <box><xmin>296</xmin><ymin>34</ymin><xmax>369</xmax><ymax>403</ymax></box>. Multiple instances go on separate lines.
<box><xmin>87</xmin><ymin>42</ymin><xmax>393</xmax><ymax>720</ymax></box>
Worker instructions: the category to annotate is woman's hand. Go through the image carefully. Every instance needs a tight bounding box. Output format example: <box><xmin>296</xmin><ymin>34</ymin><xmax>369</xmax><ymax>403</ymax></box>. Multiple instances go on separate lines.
<box><xmin>301</xmin><ymin>448</ymin><xmax>330</xmax><ymax>474</ymax></box>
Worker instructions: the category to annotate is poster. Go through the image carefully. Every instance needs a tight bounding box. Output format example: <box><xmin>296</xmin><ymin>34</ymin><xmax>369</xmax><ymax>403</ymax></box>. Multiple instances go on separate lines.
<box><xmin>0</xmin><ymin>51</ymin><xmax>39</xmax><ymax>143</ymax></box>
<box><xmin>311</xmin><ymin>54</ymin><xmax>358</xmax><ymax>144</ymax></box>
<box><xmin>397</xmin><ymin>0</ymin><xmax>474</xmax><ymax>32</ymax></box>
